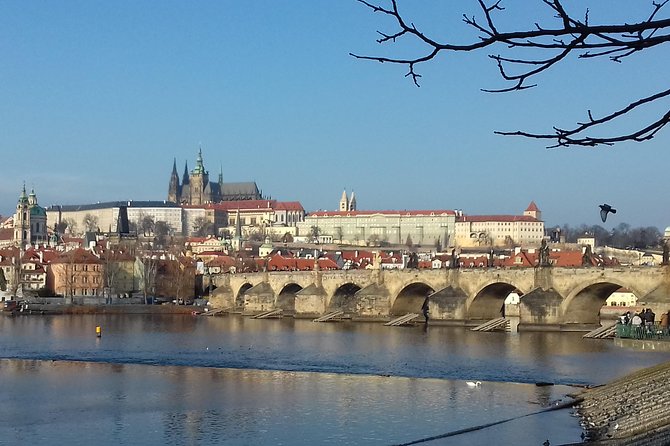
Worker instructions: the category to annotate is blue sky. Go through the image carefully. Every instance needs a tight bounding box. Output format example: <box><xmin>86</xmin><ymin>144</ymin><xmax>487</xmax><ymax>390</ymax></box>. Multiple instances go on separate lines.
<box><xmin>1</xmin><ymin>1</ymin><xmax>668</xmax><ymax>229</ymax></box>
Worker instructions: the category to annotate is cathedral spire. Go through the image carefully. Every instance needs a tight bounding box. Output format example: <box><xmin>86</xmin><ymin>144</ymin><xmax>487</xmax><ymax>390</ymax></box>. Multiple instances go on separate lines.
<box><xmin>193</xmin><ymin>146</ymin><xmax>205</xmax><ymax>174</ymax></box>
<box><xmin>171</xmin><ymin>157</ymin><xmax>178</xmax><ymax>176</ymax></box>
<box><xmin>182</xmin><ymin>161</ymin><xmax>190</xmax><ymax>184</ymax></box>
<box><xmin>168</xmin><ymin>158</ymin><xmax>181</xmax><ymax>203</ymax></box>
<box><xmin>218</xmin><ymin>163</ymin><xmax>223</xmax><ymax>185</ymax></box>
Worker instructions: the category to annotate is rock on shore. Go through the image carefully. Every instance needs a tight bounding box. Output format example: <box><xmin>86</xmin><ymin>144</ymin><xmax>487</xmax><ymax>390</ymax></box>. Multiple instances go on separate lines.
<box><xmin>571</xmin><ymin>360</ymin><xmax>670</xmax><ymax>445</ymax></box>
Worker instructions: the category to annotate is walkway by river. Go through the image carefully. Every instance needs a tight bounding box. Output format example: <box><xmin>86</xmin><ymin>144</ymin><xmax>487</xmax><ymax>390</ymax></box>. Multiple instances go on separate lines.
<box><xmin>1</xmin><ymin>314</ymin><xmax>669</xmax><ymax>445</ymax></box>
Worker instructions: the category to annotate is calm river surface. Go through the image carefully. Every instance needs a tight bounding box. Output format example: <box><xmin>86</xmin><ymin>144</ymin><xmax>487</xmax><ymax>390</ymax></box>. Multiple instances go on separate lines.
<box><xmin>1</xmin><ymin>314</ymin><xmax>669</xmax><ymax>445</ymax></box>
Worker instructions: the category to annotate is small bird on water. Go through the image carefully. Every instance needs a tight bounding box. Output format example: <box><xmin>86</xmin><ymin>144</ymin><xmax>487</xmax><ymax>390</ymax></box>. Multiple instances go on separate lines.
<box><xmin>599</xmin><ymin>204</ymin><xmax>617</xmax><ymax>222</ymax></box>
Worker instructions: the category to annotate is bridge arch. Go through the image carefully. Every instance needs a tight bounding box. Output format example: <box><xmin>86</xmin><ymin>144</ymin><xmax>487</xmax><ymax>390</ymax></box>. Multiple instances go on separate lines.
<box><xmin>391</xmin><ymin>282</ymin><xmax>435</xmax><ymax>316</ymax></box>
<box><xmin>276</xmin><ymin>283</ymin><xmax>303</xmax><ymax>312</ymax></box>
<box><xmin>562</xmin><ymin>279</ymin><xmax>640</xmax><ymax>324</ymax></box>
<box><xmin>328</xmin><ymin>283</ymin><xmax>362</xmax><ymax>312</ymax></box>
<box><xmin>468</xmin><ymin>281</ymin><xmax>523</xmax><ymax>320</ymax></box>
<box><xmin>236</xmin><ymin>283</ymin><xmax>253</xmax><ymax>308</ymax></box>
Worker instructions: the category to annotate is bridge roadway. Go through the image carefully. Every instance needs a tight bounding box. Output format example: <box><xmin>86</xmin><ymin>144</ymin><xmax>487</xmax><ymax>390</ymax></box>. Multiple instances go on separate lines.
<box><xmin>207</xmin><ymin>266</ymin><xmax>670</xmax><ymax>330</ymax></box>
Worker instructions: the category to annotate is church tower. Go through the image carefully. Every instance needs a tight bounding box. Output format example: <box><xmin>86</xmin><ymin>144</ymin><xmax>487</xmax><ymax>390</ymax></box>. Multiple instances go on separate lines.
<box><xmin>189</xmin><ymin>148</ymin><xmax>209</xmax><ymax>205</ymax></box>
<box><xmin>13</xmin><ymin>185</ymin><xmax>47</xmax><ymax>246</ymax></box>
<box><xmin>348</xmin><ymin>191</ymin><xmax>357</xmax><ymax>211</ymax></box>
<box><xmin>181</xmin><ymin>160</ymin><xmax>190</xmax><ymax>204</ymax></box>
<box><xmin>524</xmin><ymin>201</ymin><xmax>542</xmax><ymax>220</ymax></box>
<box><xmin>339</xmin><ymin>190</ymin><xmax>348</xmax><ymax>211</ymax></box>
<box><xmin>168</xmin><ymin>158</ymin><xmax>181</xmax><ymax>203</ymax></box>
<box><xmin>14</xmin><ymin>185</ymin><xmax>29</xmax><ymax>246</ymax></box>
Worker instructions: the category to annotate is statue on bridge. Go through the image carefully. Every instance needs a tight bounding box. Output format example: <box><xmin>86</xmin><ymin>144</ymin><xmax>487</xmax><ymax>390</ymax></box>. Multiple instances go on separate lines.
<box><xmin>582</xmin><ymin>245</ymin><xmax>594</xmax><ymax>267</ymax></box>
<box><xmin>539</xmin><ymin>239</ymin><xmax>551</xmax><ymax>267</ymax></box>
<box><xmin>450</xmin><ymin>249</ymin><xmax>460</xmax><ymax>269</ymax></box>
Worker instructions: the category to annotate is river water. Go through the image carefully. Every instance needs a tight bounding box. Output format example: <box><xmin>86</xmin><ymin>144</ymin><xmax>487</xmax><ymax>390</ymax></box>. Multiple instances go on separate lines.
<box><xmin>1</xmin><ymin>314</ymin><xmax>669</xmax><ymax>445</ymax></box>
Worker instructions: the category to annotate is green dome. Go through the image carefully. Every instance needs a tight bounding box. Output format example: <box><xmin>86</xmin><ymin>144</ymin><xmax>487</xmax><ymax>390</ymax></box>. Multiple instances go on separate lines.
<box><xmin>30</xmin><ymin>205</ymin><xmax>47</xmax><ymax>217</ymax></box>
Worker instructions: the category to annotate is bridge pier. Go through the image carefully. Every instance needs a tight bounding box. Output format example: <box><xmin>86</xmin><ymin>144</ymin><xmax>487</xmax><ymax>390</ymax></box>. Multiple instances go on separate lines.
<box><xmin>295</xmin><ymin>284</ymin><xmax>327</xmax><ymax>318</ymax></box>
<box><xmin>355</xmin><ymin>283</ymin><xmax>391</xmax><ymax>319</ymax></box>
<box><xmin>428</xmin><ymin>286</ymin><xmax>468</xmax><ymax>323</ymax></box>
<box><xmin>242</xmin><ymin>282</ymin><xmax>276</xmax><ymax>315</ymax></box>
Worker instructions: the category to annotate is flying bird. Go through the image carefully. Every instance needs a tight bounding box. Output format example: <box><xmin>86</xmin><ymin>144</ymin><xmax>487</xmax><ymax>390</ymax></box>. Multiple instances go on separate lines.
<box><xmin>599</xmin><ymin>204</ymin><xmax>617</xmax><ymax>222</ymax></box>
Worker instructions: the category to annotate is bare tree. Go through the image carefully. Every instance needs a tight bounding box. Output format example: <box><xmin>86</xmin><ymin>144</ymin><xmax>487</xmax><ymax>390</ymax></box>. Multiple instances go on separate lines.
<box><xmin>140</xmin><ymin>215</ymin><xmax>155</xmax><ymax>237</ymax></box>
<box><xmin>353</xmin><ymin>1</ymin><xmax>670</xmax><ymax>147</ymax></box>
<box><xmin>154</xmin><ymin>221</ymin><xmax>172</xmax><ymax>248</ymax></box>
<box><xmin>83</xmin><ymin>213</ymin><xmax>99</xmax><ymax>233</ymax></box>
<box><xmin>193</xmin><ymin>216</ymin><xmax>215</xmax><ymax>237</ymax></box>
<box><xmin>62</xmin><ymin>218</ymin><xmax>77</xmax><ymax>235</ymax></box>
<box><xmin>310</xmin><ymin>225</ymin><xmax>321</xmax><ymax>242</ymax></box>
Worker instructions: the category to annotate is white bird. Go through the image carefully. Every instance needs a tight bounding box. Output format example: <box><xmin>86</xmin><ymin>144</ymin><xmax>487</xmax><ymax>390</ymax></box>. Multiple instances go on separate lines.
<box><xmin>466</xmin><ymin>381</ymin><xmax>482</xmax><ymax>387</ymax></box>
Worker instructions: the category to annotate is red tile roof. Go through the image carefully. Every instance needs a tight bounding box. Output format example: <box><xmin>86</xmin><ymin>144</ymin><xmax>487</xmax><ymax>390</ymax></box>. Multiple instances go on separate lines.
<box><xmin>525</xmin><ymin>201</ymin><xmax>540</xmax><ymax>212</ymax></box>
<box><xmin>457</xmin><ymin>215</ymin><xmax>540</xmax><ymax>222</ymax></box>
<box><xmin>0</xmin><ymin>228</ymin><xmax>13</xmax><ymax>241</ymax></box>
<box><xmin>185</xmin><ymin>200</ymin><xmax>304</xmax><ymax>212</ymax></box>
<box><xmin>309</xmin><ymin>210</ymin><xmax>455</xmax><ymax>217</ymax></box>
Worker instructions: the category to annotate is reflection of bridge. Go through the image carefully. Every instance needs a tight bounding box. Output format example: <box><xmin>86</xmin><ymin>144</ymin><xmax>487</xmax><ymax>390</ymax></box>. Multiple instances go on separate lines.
<box><xmin>208</xmin><ymin>267</ymin><xmax>670</xmax><ymax>330</ymax></box>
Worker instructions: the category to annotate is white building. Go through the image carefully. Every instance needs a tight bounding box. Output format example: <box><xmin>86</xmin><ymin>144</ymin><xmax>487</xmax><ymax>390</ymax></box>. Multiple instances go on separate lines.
<box><xmin>298</xmin><ymin>210</ymin><xmax>456</xmax><ymax>247</ymax></box>
<box><xmin>47</xmin><ymin>201</ymin><xmax>183</xmax><ymax>236</ymax></box>
<box><xmin>454</xmin><ymin>202</ymin><xmax>545</xmax><ymax>248</ymax></box>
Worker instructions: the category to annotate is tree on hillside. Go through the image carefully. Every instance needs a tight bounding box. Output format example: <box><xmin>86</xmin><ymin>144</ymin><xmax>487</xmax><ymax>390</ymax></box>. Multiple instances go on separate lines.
<box><xmin>310</xmin><ymin>225</ymin><xmax>321</xmax><ymax>242</ymax></box>
<box><xmin>192</xmin><ymin>216</ymin><xmax>216</xmax><ymax>237</ymax></box>
<box><xmin>83</xmin><ymin>213</ymin><xmax>99</xmax><ymax>233</ymax></box>
<box><xmin>560</xmin><ymin>223</ymin><xmax>661</xmax><ymax>248</ymax></box>
<box><xmin>153</xmin><ymin>221</ymin><xmax>172</xmax><ymax>248</ymax></box>
<box><xmin>353</xmin><ymin>1</ymin><xmax>670</xmax><ymax>147</ymax></box>
<box><xmin>140</xmin><ymin>215</ymin><xmax>155</xmax><ymax>237</ymax></box>
<box><xmin>62</xmin><ymin>218</ymin><xmax>77</xmax><ymax>235</ymax></box>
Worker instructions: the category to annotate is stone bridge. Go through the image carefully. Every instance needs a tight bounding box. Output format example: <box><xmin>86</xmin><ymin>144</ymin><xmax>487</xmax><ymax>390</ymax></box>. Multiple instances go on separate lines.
<box><xmin>208</xmin><ymin>266</ymin><xmax>670</xmax><ymax>330</ymax></box>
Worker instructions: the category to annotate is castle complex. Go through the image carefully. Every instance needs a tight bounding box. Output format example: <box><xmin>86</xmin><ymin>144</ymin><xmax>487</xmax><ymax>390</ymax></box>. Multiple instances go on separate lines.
<box><xmin>168</xmin><ymin>149</ymin><xmax>263</xmax><ymax>205</ymax></box>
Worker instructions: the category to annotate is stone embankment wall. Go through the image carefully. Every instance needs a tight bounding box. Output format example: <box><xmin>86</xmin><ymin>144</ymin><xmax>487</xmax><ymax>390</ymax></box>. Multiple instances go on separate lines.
<box><xmin>572</xmin><ymin>360</ymin><xmax>670</xmax><ymax>445</ymax></box>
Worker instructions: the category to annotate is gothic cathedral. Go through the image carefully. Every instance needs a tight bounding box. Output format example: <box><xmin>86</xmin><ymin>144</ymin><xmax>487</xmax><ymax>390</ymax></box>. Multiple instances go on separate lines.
<box><xmin>168</xmin><ymin>149</ymin><xmax>263</xmax><ymax>205</ymax></box>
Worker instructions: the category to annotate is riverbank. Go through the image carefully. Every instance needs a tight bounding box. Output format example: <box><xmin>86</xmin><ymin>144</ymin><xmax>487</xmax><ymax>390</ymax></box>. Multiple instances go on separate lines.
<box><xmin>570</xmin><ymin>360</ymin><xmax>670</xmax><ymax>445</ymax></box>
<box><xmin>10</xmin><ymin>303</ymin><xmax>199</xmax><ymax>315</ymax></box>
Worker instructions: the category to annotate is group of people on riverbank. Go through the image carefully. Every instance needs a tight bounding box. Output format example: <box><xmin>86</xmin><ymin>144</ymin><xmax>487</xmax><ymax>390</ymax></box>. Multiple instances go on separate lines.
<box><xmin>619</xmin><ymin>308</ymin><xmax>670</xmax><ymax>337</ymax></box>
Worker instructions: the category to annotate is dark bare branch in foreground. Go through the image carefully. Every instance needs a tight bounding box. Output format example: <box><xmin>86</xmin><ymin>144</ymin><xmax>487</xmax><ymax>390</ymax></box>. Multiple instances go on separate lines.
<box><xmin>352</xmin><ymin>0</ymin><xmax>670</xmax><ymax>147</ymax></box>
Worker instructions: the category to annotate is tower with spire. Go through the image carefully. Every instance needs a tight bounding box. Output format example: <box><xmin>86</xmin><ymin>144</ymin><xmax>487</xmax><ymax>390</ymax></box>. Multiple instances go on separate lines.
<box><xmin>523</xmin><ymin>201</ymin><xmax>542</xmax><ymax>220</ymax></box>
<box><xmin>13</xmin><ymin>184</ymin><xmax>47</xmax><ymax>246</ymax></box>
<box><xmin>168</xmin><ymin>158</ymin><xmax>180</xmax><ymax>204</ymax></box>
<box><xmin>339</xmin><ymin>190</ymin><xmax>357</xmax><ymax>212</ymax></box>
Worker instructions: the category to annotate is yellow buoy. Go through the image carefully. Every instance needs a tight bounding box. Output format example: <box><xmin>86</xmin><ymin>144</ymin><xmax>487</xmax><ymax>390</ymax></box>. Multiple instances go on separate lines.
<box><xmin>96</xmin><ymin>326</ymin><xmax>102</xmax><ymax>338</ymax></box>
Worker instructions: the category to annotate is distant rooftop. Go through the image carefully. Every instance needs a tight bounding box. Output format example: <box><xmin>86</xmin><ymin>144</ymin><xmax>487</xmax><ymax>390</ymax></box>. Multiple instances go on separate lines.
<box><xmin>47</xmin><ymin>200</ymin><xmax>180</xmax><ymax>212</ymax></box>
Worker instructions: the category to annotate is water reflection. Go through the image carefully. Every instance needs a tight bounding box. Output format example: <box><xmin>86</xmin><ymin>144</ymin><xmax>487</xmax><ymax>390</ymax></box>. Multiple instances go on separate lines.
<box><xmin>1</xmin><ymin>315</ymin><xmax>669</xmax><ymax>386</ymax></box>
<box><xmin>0</xmin><ymin>359</ymin><xmax>587</xmax><ymax>445</ymax></box>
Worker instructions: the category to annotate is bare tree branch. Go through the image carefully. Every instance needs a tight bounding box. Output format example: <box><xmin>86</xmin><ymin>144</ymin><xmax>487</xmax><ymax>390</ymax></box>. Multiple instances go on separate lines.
<box><xmin>352</xmin><ymin>0</ymin><xmax>670</xmax><ymax>147</ymax></box>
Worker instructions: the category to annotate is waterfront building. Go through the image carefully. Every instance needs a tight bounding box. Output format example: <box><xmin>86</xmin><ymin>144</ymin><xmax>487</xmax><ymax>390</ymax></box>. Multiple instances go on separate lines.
<box><xmin>297</xmin><ymin>209</ymin><xmax>456</xmax><ymax>247</ymax></box>
<box><xmin>168</xmin><ymin>149</ymin><xmax>263</xmax><ymax>205</ymax></box>
<box><xmin>454</xmin><ymin>202</ymin><xmax>545</xmax><ymax>248</ymax></box>
<box><xmin>47</xmin><ymin>248</ymin><xmax>104</xmax><ymax>297</ymax></box>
